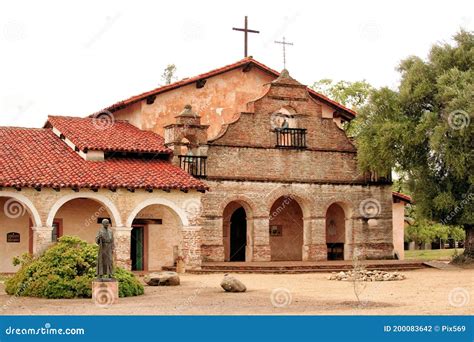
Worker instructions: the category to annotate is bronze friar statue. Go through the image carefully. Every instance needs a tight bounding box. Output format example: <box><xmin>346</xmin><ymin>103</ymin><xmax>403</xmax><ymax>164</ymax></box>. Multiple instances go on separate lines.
<box><xmin>96</xmin><ymin>218</ymin><xmax>114</xmax><ymax>279</ymax></box>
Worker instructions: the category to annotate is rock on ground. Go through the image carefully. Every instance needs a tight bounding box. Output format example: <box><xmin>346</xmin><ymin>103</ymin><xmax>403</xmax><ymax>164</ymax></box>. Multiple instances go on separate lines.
<box><xmin>220</xmin><ymin>275</ymin><xmax>247</xmax><ymax>292</ymax></box>
<box><xmin>144</xmin><ymin>271</ymin><xmax>180</xmax><ymax>286</ymax></box>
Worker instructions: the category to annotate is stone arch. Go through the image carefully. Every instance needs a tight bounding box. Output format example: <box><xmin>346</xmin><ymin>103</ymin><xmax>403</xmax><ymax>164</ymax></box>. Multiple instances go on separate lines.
<box><xmin>126</xmin><ymin>197</ymin><xmax>189</xmax><ymax>228</ymax></box>
<box><xmin>221</xmin><ymin>197</ymin><xmax>256</xmax><ymax>262</ymax></box>
<box><xmin>323</xmin><ymin>200</ymin><xmax>354</xmax><ymax>260</ymax></box>
<box><xmin>265</xmin><ymin>186</ymin><xmax>311</xmax><ymax>218</ymax></box>
<box><xmin>219</xmin><ymin>195</ymin><xmax>257</xmax><ymax>219</ymax></box>
<box><xmin>47</xmin><ymin>193</ymin><xmax>122</xmax><ymax>227</ymax></box>
<box><xmin>321</xmin><ymin>198</ymin><xmax>354</xmax><ymax>219</ymax></box>
<box><xmin>0</xmin><ymin>191</ymin><xmax>42</xmax><ymax>227</ymax></box>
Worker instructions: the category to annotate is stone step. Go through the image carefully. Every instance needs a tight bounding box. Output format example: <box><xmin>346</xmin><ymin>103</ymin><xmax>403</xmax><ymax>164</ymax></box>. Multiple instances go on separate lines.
<box><xmin>162</xmin><ymin>262</ymin><xmax>426</xmax><ymax>274</ymax></box>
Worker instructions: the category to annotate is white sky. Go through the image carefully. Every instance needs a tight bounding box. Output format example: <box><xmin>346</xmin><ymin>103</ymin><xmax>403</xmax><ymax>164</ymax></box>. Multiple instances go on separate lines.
<box><xmin>1</xmin><ymin>0</ymin><xmax>472</xmax><ymax>128</ymax></box>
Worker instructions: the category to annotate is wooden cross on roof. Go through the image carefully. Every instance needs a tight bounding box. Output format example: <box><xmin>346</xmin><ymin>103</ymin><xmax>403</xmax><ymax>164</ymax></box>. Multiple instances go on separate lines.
<box><xmin>233</xmin><ymin>16</ymin><xmax>260</xmax><ymax>58</ymax></box>
<box><xmin>274</xmin><ymin>37</ymin><xmax>294</xmax><ymax>69</ymax></box>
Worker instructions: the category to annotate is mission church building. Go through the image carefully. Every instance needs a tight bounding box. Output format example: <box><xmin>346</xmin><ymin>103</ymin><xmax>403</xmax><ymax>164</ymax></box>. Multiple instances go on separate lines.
<box><xmin>0</xmin><ymin>57</ymin><xmax>410</xmax><ymax>273</ymax></box>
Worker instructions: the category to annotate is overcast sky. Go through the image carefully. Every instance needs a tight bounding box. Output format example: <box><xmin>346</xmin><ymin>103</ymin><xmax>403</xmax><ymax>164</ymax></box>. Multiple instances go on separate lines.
<box><xmin>1</xmin><ymin>0</ymin><xmax>472</xmax><ymax>127</ymax></box>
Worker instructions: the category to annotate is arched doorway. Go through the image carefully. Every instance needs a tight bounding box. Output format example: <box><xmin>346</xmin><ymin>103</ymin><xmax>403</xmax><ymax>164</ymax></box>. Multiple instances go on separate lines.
<box><xmin>230</xmin><ymin>207</ymin><xmax>247</xmax><ymax>261</ymax></box>
<box><xmin>269</xmin><ymin>196</ymin><xmax>303</xmax><ymax>261</ymax></box>
<box><xmin>326</xmin><ymin>203</ymin><xmax>346</xmax><ymax>260</ymax></box>
<box><xmin>50</xmin><ymin>197</ymin><xmax>118</xmax><ymax>245</ymax></box>
<box><xmin>223</xmin><ymin>202</ymin><xmax>248</xmax><ymax>262</ymax></box>
<box><xmin>127</xmin><ymin>204</ymin><xmax>183</xmax><ymax>271</ymax></box>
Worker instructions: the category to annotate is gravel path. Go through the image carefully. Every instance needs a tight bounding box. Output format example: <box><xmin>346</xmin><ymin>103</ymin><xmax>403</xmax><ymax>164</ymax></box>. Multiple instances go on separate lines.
<box><xmin>0</xmin><ymin>268</ymin><xmax>472</xmax><ymax>315</ymax></box>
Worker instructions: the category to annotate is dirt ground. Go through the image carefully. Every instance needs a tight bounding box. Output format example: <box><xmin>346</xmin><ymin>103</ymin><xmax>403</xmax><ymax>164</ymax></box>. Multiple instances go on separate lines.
<box><xmin>0</xmin><ymin>268</ymin><xmax>472</xmax><ymax>315</ymax></box>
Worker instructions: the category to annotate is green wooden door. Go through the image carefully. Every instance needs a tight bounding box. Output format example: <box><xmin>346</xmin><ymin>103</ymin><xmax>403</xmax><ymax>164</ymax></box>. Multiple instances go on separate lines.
<box><xmin>131</xmin><ymin>226</ymin><xmax>144</xmax><ymax>271</ymax></box>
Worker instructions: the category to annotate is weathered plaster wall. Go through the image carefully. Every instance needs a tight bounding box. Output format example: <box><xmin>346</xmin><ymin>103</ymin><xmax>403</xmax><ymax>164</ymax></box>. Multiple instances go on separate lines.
<box><xmin>112</xmin><ymin>67</ymin><xmax>275</xmax><ymax>139</ymax></box>
<box><xmin>392</xmin><ymin>202</ymin><xmax>406</xmax><ymax>260</ymax></box>
<box><xmin>0</xmin><ymin>197</ymin><xmax>30</xmax><ymax>272</ymax></box>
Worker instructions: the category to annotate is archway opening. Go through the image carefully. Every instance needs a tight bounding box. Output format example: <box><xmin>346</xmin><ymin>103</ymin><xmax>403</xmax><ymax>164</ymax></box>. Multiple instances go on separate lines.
<box><xmin>0</xmin><ymin>196</ymin><xmax>35</xmax><ymax>273</ymax></box>
<box><xmin>326</xmin><ymin>203</ymin><xmax>346</xmax><ymax>260</ymax></box>
<box><xmin>128</xmin><ymin>204</ymin><xmax>183</xmax><ymax>271</ymax></box>
<box><xmin>269</xmin><ymin>196</ymin><xmax>303</xmax><ymax>261</ymax></box>
<box><xmin>223</xmin><ymin>202</ymin><xmax>248</xmax><ymax>262</ymax></box>
<box><xmin>52</xmin><ymin>198</ymin><xmax>117</xmax><ymax>244</ymax></box>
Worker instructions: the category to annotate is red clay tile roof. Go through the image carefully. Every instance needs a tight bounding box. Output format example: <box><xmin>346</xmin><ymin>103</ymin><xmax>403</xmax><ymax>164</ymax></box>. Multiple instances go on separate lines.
<box><xmin>46</xmin><ymin>115</ymin><xmax>172</xmax><ymax>154</ymax></box>
<box><xmin>99</xmin><ymin>57</ymin><xmax>357</xmax><ymax>120</ymax></box>
<box><xmin>0</xmin><ymin>127</ymin><xmax>207</xmax><ymax>191</ymax></box>
<box><xmin>392</xmin><ymin>191</ymin><xmax>412</xmax><ymax>204</ymax></box>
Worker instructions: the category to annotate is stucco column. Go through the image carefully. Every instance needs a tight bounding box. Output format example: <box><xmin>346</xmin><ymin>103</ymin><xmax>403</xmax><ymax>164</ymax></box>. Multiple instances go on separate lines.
<box><xmin>252</xmin><ymin>217</ymin><xmax>271</xmax><ymax>261</ymax></box>
<box><xmin>31</xmin><ymin>226</ymin><xmax>53</xmax><ymax>255</ymax></box>
<box><xmin>306</xmin><ymin>218</ymin><xmax>327</xmax><ymax>261</ymax></box>
<box><xmin>112</xmin><ymin>226</ymin><xmax>132</xmax><ymax>270</ymax></box>
<box><xmin>182</xmin><ymin>225</ymin><xmax>202</xmax><ymax>270</ymax></box>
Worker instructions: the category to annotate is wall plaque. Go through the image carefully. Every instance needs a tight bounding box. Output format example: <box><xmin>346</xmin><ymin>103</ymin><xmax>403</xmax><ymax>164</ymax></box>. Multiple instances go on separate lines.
<box><xmin>6</xmin><ymin>232</ymin><xmax>20</xmax><ymax>243</ymax></box>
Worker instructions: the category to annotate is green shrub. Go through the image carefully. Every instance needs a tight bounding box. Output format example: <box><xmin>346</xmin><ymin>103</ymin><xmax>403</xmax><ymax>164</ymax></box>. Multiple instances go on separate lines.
<box><xmin>5</xmin><ymin>236</ymin><xmax>143</xmax><ymax>299</ymax></box>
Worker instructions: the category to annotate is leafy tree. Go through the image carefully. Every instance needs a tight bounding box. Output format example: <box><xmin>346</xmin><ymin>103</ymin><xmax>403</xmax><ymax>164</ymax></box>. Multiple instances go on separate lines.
<box><xmin>161</xmin><ymin>64</ymin><xmax>177</xmax><ymax>85</ymax></box>
<box><xmin>355</xmin><ymin>30</ymin><xmax>474</xmax><ymax>257</ymax></box>
<box><xmin>405</xmin><ymin>220</ymin><xmax>465</xmax><ymax>247</ymax></box>
<box><xmin>311</xmin><ymin>79</ymin><xmax>373</xmax><ymax>110</ymax></box>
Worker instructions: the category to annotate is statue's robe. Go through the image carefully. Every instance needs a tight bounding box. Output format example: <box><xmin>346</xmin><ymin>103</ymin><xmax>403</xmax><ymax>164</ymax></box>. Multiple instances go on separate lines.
<box><xmin>96</xmin><ymin>227</ymin><xmax>114</xmax><ymax>277</ymax></box>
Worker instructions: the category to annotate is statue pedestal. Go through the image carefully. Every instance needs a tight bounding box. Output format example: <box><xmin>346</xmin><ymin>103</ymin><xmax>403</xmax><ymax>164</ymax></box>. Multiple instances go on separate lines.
<box><xmin>92</xmin><ymin>279</ymin><xmax>119</xmax><ymax>307</ymax></box>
